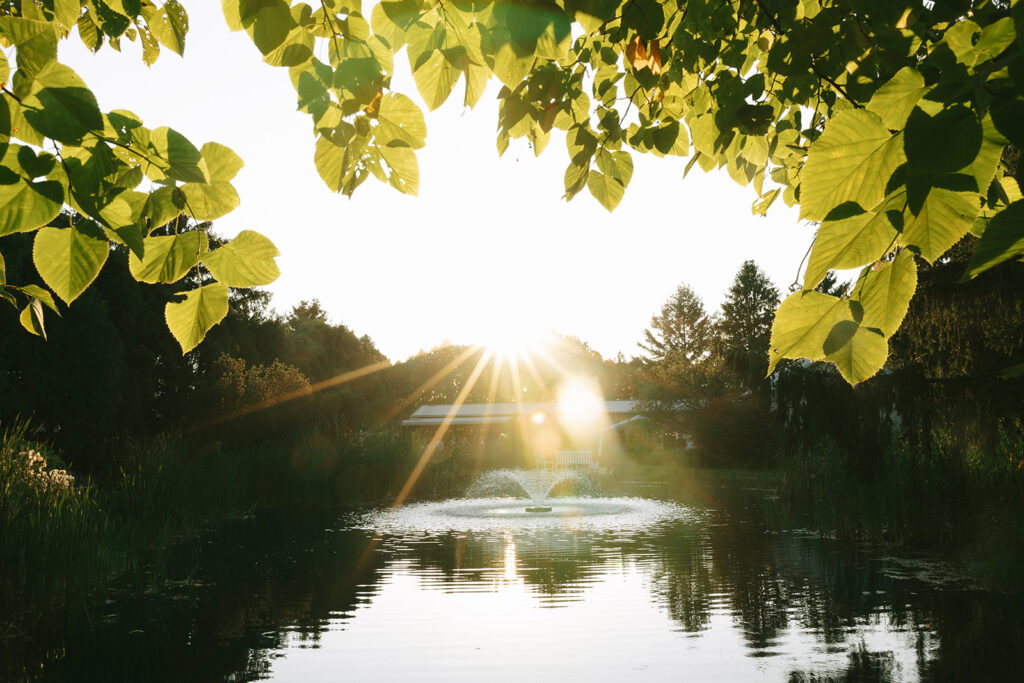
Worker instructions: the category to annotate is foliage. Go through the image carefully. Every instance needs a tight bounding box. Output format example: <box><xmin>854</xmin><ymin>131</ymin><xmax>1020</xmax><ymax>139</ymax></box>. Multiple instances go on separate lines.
<box><xmin>2</xmin><ymin>1</ymin><xmax>1020</xmax><ymax>380</ymax></box>
<box><xmin>638</xmin><ymin>282</ymin><xmax>712</xmax><ymax>366</ymax></box>
<box><xmin>214</xmin><ymin>0</ymin><xmax>1024</xmax><ymax>383</ymax></box>
<box><xmin>0</xmin><ymin>1</ymin><xmax>279</xmax><ymax>351</ymax></box>
<box><xmin>718</xmin><ymin>259</ymin><xmax>780</xmax><ymax>387</ymax></box>
<box><xmin>687</xmin><ymin>393</ymin><xmax>774</xmax><ymax>467</ymax></box>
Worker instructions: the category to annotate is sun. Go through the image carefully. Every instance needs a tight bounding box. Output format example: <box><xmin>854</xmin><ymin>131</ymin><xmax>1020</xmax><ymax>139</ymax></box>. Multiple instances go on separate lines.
<box><xmin>478</xmin><ymin>317</ymin><xmax>545</xmax><ymax>360</ymax></box>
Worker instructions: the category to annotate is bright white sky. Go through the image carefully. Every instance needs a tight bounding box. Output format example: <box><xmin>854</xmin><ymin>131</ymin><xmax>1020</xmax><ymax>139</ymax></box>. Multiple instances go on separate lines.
<box><xmin>61</xmin><ymin>1</ymin><xmax>812</xmax><ymax>362</ymax></box>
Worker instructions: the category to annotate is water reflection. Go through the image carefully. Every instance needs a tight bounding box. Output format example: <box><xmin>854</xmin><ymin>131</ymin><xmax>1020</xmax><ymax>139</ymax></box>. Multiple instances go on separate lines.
<box><xmin>4</xmin><ymin>499</ymin><xmax>1024</xmax><ymax>681</ymax></box>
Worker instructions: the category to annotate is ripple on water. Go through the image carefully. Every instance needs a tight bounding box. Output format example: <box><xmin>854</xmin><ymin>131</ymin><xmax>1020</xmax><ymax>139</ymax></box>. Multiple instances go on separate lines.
<box><xmin>356</xmin><ymin>496</ymin><xmax>698</xmax><ymax>535</ymax></box>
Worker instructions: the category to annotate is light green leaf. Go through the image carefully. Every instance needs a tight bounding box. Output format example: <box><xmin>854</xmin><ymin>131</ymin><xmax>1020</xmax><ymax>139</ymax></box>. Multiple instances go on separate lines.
<box><xmin>314</xmin><ymin>135</ymin><xmax>349</xmax><ymax>193</ymax></box>
<box><xmin>379</xmin><ymin>144</ymin><xmax>419</xmax><ymax>195</ymax></box>
<box><xmin>128</xmin><ymin>231</ymin><xmax>208</xmax><ymax>283</ymax></box>
<box><xmin>752</xmin><ymin>188</ymin><xmax>780</xmax><ymax>216</ymax></box>
<box><xmin>148</xmin><ymin>0</ymin><xmax>188</xmax><ymax>56</ymax></box>
<box><xmin>164</xmin><ymin>281</ymin><xmax>229</xmax><ymax>353</ymax></box>
<box><xmin>855</xmin><ymin>249</ymin><xmax>917</xmax><ymax>337</ymax></box>
<box><xmin>821</xmin><ymin>320</ymin><xmax>888</xmax><ymax>385</ymax></box>
<box><xmin>32</xmin><ymin>224</ymin><xmax>109</xmax><ymax>304</ymax></box>
<box><xmin>181</xmin><ymin>180</ymin><xmax>239</xmax><ymax>220</ymax></box>
<box><xmin>0</xmin><ymin>157</ymin><xmax>63</xmax><ymax>236</ymax></box>
<box><xmin>587</xmin><ymin>171</ymin><xmax>625</xmax><ymax>212</ymax></box>
<box><xmin>142</xmin><ymin>184</ymin><xmax>185</xmax><ymax>230</ymax></box>
<box><xmin>900</xmin><ymin>188</ymin><xmax>978</xmax><ymax>263</ymax></box>
<box><xmin>804</xmin><ymin>193</ymin><xmax>902</xmax><ymax>290</ymax></box>
<box><xmin>376</xmin><ymin>93</ymin><xmax>426</xmax><ymax>149</ymax></box>
<box><xmin>22</xmin><ymin>62</ymin><xmax>104</xmax><ymax>144</ymax></box>
<box><xmin>17</xmin><ymin>283</ymin><xmax>58</xmax><ymax>312</ymax></box>
<box><xmin>412</xmin><ymin>50</ymin><xmax>458</xmax><ymax>111</ymax></box>
<box><xmin>800</xmin><ymin>110</ymin><xmax>905</xmax><ymax>222</ymax></box>
<box><xmin>0</xmin><ymin>17</ymin><xmax>54</xmax><ymax>46</ymax></box>
<box><xmin>201</xmin><ymin>229</ymin><xmax>280</xmax><ymax>286</ymax></box>
<box><xmin>20</xmin><ymin>298</ymin><xmax>46</xmax><ymax>338</ymax></box>
<box><xmin>865</xmin><ymin>67</ymin><xmax>927</xmax><ymax>130</ymax></box>
<box><xmin>966</xmin><ymin>200</ymin><xmax>1024</xmax><ymax>277</ymax></box>
<box><xmin>53</xmin><ymin>0</ymin><xmax>82</xmax><ymax>30</ymax></box>
<box><xmin>145</xmin><ymin>126</ymin><xmax>205</xmax><ymax>182</ymax></box>
<box><xmin>769</xmin><ymin>290</ymin><xmax>849</xmax><ymax>374</ymax></box>
<box><xmin>768</xmin><ymin>289</ymin><xmax>887</xmax><ymax>384</ymax></box>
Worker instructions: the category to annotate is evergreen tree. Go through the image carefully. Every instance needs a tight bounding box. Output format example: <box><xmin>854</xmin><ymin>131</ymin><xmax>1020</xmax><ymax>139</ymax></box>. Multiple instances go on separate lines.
<box><xmin>719</xmin><ymin>261</ymin><xmax>780</xmax><ymax>387</ymax></box>
<box><xmin>638</xmin><ymin>284</ymin><xmax>712</xmax><ymax>367</ymax></box>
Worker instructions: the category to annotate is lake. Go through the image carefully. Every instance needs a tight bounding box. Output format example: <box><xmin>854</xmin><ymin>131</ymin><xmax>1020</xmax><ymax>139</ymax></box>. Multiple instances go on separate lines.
<box><xmin>4</xmin><ymin>481</ymin><xmax>1023</xmax><ymax>681</ymax></box>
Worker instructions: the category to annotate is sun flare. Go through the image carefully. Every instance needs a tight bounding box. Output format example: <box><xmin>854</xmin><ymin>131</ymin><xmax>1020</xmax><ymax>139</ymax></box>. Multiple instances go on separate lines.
<box><xmin>557</xmin><ymin>378</ymin><xmax>604</xmax><ymax>424</ymax></box>
<box><xmin>478</xmin><ymin>318</ymin><xmax>545</xmax><ymax>360</ymax></box>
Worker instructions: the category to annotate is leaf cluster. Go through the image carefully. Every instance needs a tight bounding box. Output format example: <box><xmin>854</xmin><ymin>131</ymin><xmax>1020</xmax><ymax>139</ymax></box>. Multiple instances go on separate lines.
<box><xmin>0</xmin><ymin>0</ymin><xmax>280</xmax><ymax>351</ymax></box>
<box><xmin>223</xmin><ymin>0</ymin><xmax>1024</xmax><ymax>384</ymax></box>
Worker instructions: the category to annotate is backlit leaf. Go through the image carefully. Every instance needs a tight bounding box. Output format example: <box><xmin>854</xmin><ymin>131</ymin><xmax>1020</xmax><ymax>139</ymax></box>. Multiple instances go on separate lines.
<box><xmin>22</xmin><ymin>62</ymin><xmax>104</xmax><ymax>144</ymax></box>
<box><xmin>181</xmin><ymin>180</ymin><xmax>239</xmax><ymax>220</ymax></box>
<box><xmin>164</xmin><ymin>281</ymin><xmax>229</xmax><ymax>353</ymax></box>
<box><xmin>32</xmin><ymin>224</ymin><xmax>109</xmax><ymax>303</ymax></box>
<box><xmin>128</xmin><ymin>231</ymin><xmax>208</xmax><ymax>283</ymax></box>
<box><xmin>800</xmin><ymin>110</ymin><xmax>904</xmax><ymax>222</ymax></box>
<box><xmin>966</xmin><ymin>200</ymin><xmax>1024</xmax><ymax>277</ymax></box>
<box><xmin>201</xmin><ymin>230</ymin><xmax>280</xmax><ymax>286</ymax></box>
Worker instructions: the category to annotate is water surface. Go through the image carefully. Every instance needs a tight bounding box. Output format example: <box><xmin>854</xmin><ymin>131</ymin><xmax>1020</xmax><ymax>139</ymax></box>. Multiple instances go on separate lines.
<box><xmin>5</xmin><ymin>491</ymin><xmax>1023</xmax><ymax>681</ymax></box>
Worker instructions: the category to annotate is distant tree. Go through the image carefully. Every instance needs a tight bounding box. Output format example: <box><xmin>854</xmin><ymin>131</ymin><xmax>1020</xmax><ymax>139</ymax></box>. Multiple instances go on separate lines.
<box><xmin>718</xmin><ymin>261</ymin><xmax>780</xmax><ymax>388</ymax></box>
<box><xmin>638</xmin><ymin>284</ymin><xmax>713</xmax><ymax>367</ymax></box>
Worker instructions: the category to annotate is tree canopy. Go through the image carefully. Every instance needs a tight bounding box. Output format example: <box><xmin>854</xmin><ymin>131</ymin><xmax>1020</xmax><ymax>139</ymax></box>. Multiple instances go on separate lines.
<box><xmin>1</xmin><ymin>0</ymin><xmax>1023</xmax><ymax>383</ymax></box>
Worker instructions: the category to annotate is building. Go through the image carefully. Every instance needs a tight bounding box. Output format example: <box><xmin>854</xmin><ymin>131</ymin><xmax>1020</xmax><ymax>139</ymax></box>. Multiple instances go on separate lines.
<box><xmin>401</xmin><ymin>401</ymin><xmax>648</xmax><ymax>469</ymax></box>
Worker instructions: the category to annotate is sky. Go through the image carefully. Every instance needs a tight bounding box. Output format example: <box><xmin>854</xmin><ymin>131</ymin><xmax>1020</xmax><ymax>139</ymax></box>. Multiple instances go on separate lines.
<box><xmin>61</xmin><ymin>1</ymin><xmax>813</xmax><ymax>362</ymax></box>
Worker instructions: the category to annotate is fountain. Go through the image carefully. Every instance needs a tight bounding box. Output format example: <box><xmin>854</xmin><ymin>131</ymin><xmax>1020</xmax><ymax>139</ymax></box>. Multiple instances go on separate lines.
<box><xmin>466</xmin><ymin>468</ymin><xmax>596</xmax><ymax>512</ymax></box>
<box><xmin>361</xmin><ymin>467</ymin><xmax>691</xmax><ymax>535</ymax></box>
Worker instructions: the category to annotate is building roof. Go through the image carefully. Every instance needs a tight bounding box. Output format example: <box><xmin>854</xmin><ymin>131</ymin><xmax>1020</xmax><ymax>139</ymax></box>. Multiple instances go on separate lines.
<box><xmin>401</xmin><ymin>400</ymin><xmax>643</xmax><ymax>427</ymax></box>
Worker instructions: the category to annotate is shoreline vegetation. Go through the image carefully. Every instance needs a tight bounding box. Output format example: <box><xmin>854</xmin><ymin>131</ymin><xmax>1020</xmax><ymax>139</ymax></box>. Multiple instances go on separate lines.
<box><xmin>4</xmin><ymin>415</ymin><xmax>1023</xmax><ymax>642</ymax></box>
<box><xmin>2</xmin><ymin>249</ymin><xmax>1022</xmax><ymax>644</ymax></box>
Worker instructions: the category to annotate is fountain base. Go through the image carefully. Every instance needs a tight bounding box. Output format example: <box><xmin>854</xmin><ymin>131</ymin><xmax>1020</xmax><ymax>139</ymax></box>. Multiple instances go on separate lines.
<box><xmin>525</xmin><ymin>506</ymin><xmax>552</xmax><ymax>513</ymax></box>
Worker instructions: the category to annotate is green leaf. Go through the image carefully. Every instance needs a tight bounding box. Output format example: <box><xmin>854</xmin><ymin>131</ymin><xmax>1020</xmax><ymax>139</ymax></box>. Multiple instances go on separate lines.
<box><xmin>52</xmin><ymin>0</ymin><xmax>82</xmax><ymax>30</ymax></box>
<box><xmin>145</xmin><ymin>126</ymin><xmax>206</xmax><ymax>182</ymax></box>
<box><xmin>966</xmin><ymin>200</ymin><xmax>1024</xmax><ymax>277</ymax></box>
<box><xmin>0</xmin><ymin>157</ymin><xmax>63</xmax><ymax>236</ymax></box>
<box><xmin>128</xmin><ymin>231</ymin><xmax>208</xmax><ymax>283</ymax></box>
<box><xmin>164</xmin><ymin>281</ymin><xmax>229</xmax><ymax>353</ymax></box>
<box><xmin>904</xmin><ymin>105</ymin><xmax>981</xmax><ymax>176</ymax></box>
<box><xmin>22</xmin><ymin>62</ymin><xmax>104</xmax><ymax>144</ymax></box>
<box><xmin>587</xmin><ymin>171</ymin><xmax>624</xmax><ymax>212</ymax></box>
<box><xmin>865</xmin><ymin>67</ymin><xmax>927</xmax><ymax>130</ymax></box>
<box><xmin>181</xmin><ymin>181</ymin><xmax>239</xmax><ymax>220</ymax></box>
<box><xmin>752</xmin><ymin>188</ymin><xmax>780</xmax><ymax>216</ymax></box>
<box><xmin>412</xmin><ymin>50</ymin><xmax>458</xmax><ymax>111</ymax></box>
<box><xmin>244</xmin><ymin>0</ymin><xmax>292</xmax><ymax>55</ymax></box>
<box><xmin>769</xmin><ymin>290</ymin><xmax>849</xmax><ymax>374</ymax></box>
<box><xmin>900</xmin><ymin>188</ymin><xmax>978</xmax><ymax>263</ymax></box>
<box><xmin>201</xmin><ymin>229</ymin><xmax>280</xmax><ymax>286</ymax></box>
<box><xmin>804</xmin><ymin>194</ymin><xmax>902</xmax><ymax>290</ymax></box>
<box><xmin>19</xmin><ymin>298</ymin><xmax>46</xmax><ymax>338</ymax></box>
<box><xmin>768</xmin><ymin>290</ymin><xmax>887</xmax><ymax>384</ymax></box>
<box><xmin>142</xmin><ymin>185</ymin><xmax>185</xmax><ymax>230</ymax></box>
<box><xmin>0</xmin><ymin>17</ymin><xmax>54</xmax><ymax>46</ymax></box>
<box><xmin>379</xmin><ymin>144</ymin><xmax>419</xmax><ymax>195</ymax></box>
<box><xmin>149</xmin><ymin>0</ymin><xmax>188</xmax><ymax>56</ymax></box>
<box><xmin>990</xmin><ymin>96</ymin><xmax>1024</xmax><ymax>149</ymax></box>
<box><xmin>855</xmin><ymin>249</ymin><xmax>917</xmax><ymax>337</ymax></box>
<box><xmin>820</xmin><ymin>320</ymin><xmax>888</xmax><ymax>385</ymax></box>
<box><xmin>314</xmin><ymin>135</ymin><xmax>349</xmax><ymax>193</ymax></box>
<box><xmin>32</xmin><ymin>224</ymin><xmax>109</xmax><ymax>304</ymax></box>
<box><xmin>376</xmin><ymin>93</ymin><xmax>426</xmax><ymax>149</ymax></box>
<box><xmin>799</xmin><ymin>110</ymin><xmax>904</xmax><ymax>222</ymax></box>
<box><xmin>77</xmin><ymin>8</ymin><xmax>103</xmax><ymax>50</ymax></box>
<box><xmin>17</xmin><ymin>283</ymin><xmax>58</xmax><ymax>312</ymax></box>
